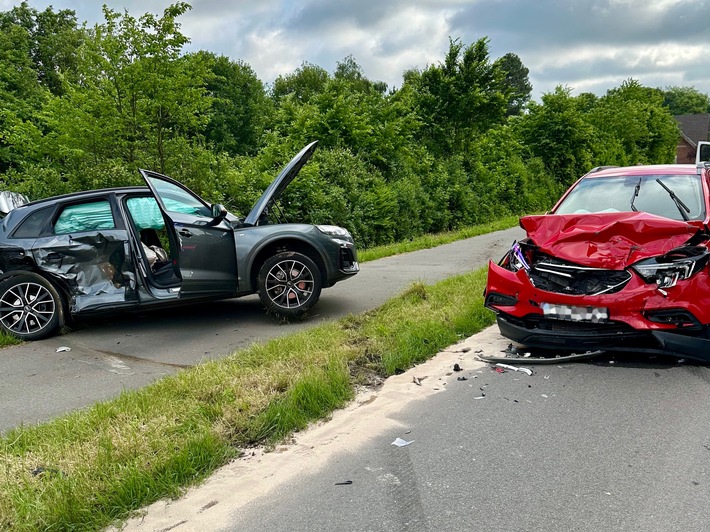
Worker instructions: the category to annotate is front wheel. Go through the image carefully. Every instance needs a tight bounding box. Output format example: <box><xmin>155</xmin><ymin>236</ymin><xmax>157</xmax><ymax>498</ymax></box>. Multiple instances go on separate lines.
<box><xmin>257</xmin><ymin>252</ymin><xmax>322</xmax><ymax>317</ymax></box>
<box><xmin>0</xmin><ymin>274</ymin><xmax>64</xmax><ymax>340</ymax></box>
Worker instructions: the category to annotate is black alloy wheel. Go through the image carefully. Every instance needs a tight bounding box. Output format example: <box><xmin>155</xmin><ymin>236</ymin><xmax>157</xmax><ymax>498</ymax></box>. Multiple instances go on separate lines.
<box><xmin>0</xmin><ymin>274</ymin><xmax>63</xmax><ymax>340</ymax></box>
<box><xmin>257</xmin><ymin>251</ymin><xmax>322</xmax><ymax>317</ymax></box>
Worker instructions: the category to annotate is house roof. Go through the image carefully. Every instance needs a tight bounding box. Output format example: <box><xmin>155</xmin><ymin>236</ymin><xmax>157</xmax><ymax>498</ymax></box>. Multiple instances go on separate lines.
<box><xmin>674</xmin><ymin>113</ymin><xmax>710</xmax><ymax>148</ymax></box>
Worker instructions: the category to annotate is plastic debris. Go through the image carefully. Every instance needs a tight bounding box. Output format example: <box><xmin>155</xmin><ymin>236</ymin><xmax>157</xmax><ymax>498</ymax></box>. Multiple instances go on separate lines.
<box><xmin>56</xmin><ymin>346</ymin><xmax>71</xmax><ymax>353</ymax></box>
<box><xmin>453</xmin><ymin>363</ymin><xmax>463</xmax><ymax>372</ymax></box>
<box><xmin>495</xmin><ymin>363</ymin><xmax>533</xmax><ymax>376</ymax></box>
<box><xmin>457</xmin><ymin>376</ymin><xmax>467</xmax><ymax>381</ymax></box>
<box><xmin>474</xmin><ymin>395</ymin><xmax>486</xmax><ymax>400</ymax></box>
<box><xmin>391</xmin><ymin>437</ymin><xmax>415</xmax><ymax>447</ymax></box>
<box><xmin>335</xmin><ymin>480</ymin><xmax>353</xmax><ymax>485</ymax></box>
<box><xmin>495</xmin><ymin>367</ymin><xmax>506</xmax><ymax>373</ymax></box>
<box><xmin>413</xmin><ymin>376</ymin><xmax>422</xmax><ymax>386</ymax></box>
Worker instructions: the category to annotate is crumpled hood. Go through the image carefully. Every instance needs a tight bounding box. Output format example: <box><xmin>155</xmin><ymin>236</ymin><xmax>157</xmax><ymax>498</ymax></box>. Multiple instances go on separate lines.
<box><xmin>521</xmin><ymin>212</ymin><xmax>701</xmax><ymax>269</ymax></box>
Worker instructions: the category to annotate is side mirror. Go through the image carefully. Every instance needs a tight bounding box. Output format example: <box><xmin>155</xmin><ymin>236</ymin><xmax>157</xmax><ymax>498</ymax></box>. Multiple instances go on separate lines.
<box><xmin>211</xmin><ymin>203</ymin><xmax>227</xmax><ymax>219</ymax></box>
<box><xmin>207</xmin><ymin>203</ymin><xmax>228</xmax><ymax>226</ymax></box>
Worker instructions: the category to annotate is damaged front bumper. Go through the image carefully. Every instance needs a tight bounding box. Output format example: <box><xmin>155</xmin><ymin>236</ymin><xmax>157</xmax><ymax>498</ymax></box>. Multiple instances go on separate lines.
<box><xmin>485</xmin><ymin>259</ymin><xmax>710</xmax><ymax>362</ymax></box>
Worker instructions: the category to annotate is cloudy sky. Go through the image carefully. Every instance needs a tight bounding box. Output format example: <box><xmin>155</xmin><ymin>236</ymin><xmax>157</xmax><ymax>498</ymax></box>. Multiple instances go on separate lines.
<box><xmin>7</xmin><ymin>0</ymin><xmax>710</xmax><ymax>99</ymax></box>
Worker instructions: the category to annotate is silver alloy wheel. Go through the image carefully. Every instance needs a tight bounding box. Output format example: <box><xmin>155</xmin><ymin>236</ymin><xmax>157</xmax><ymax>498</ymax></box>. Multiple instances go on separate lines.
<box><xmin>264</xmin><ymin>259</ymin><xmax>315</xmax><ymax>309</ymax></box>
<box><xmin>0</xmin><ymin>281</ymin><xmax>56</xmax><ymax>336</ymax></box>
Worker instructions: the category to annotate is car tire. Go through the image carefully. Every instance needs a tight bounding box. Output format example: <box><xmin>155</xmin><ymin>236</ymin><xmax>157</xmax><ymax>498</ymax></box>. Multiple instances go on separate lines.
<box><xmin>0</xmin><ymin>273</ymin><xmax>64</xmax><ymax>340</ymax></box>
<box><xmin>257</xmin><ymin>251</ymin><xmax>322</xmax><ymax>317</ymax></box>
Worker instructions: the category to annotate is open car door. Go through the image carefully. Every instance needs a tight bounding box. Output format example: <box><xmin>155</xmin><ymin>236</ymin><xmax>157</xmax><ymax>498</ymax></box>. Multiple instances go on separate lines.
<box><xmin>139</xmin><ymin>170</ymin><xmax>238</xmax><ymax>298</ymax></box>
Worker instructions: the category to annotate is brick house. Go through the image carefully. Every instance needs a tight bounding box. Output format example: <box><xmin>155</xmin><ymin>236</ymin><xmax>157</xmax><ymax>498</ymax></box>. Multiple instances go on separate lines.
<box><xmin>674</xmin><ymin>113</ymin><xmax>710</xmax><ymax>163</ymax></box>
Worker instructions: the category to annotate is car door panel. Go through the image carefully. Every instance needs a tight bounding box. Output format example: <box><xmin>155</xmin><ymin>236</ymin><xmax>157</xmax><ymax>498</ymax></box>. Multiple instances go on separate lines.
<box><xmin>139</xmin><ymin>170</ymin><xmax>238</xmax><ymax>297</ymax></box>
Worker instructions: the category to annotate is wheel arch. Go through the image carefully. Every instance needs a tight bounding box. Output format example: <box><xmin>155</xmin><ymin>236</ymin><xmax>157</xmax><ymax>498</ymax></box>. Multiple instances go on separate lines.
<box><xmin>248</xmin><ymin>237</ymin><xmax>328</xmax><ymax>293</ymax></box>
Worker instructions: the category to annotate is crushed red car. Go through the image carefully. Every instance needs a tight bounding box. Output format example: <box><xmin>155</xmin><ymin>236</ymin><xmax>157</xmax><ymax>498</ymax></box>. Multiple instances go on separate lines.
<box><xmin>485</xmin><ymin>146</ymin><xmax>710</xmax><ymax>362</ymax></box>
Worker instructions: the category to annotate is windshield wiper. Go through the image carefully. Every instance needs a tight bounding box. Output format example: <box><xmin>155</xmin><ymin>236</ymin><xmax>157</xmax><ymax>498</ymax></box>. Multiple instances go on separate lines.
<box><xmin>656</xmin><ymin>178</ymin><xmax>690</xmax><ymax>221</ymax></box>
<box><xmin>630</xmin><ymin>177</ymin><xmax>641</xmax><ymax>212</ymax></box>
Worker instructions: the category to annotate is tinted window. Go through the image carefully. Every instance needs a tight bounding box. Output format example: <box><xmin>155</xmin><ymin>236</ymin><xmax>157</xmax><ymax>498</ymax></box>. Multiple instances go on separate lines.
<box><xmin>53</xmin><ymin>200</ymin><xmax>116</xmax><ymax>234</ymax></box>
<box><xmin>12</xmin><ymin>207</ymin><xmax>53</xmax><ymax>238</ymax></box>
<box><xmin>146</xmin><ymin>176</ymin><xmax>211</xmax><ymax>217</ymax></box>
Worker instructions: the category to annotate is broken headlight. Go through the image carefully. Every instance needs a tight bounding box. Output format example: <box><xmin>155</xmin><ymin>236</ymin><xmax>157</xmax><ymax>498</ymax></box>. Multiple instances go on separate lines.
<box><xmin>501</xmin><ymin>241</ymin><xmax>531</xmax><ymax>272</ymax></box>
<box><xmin>631</xmin><ymin>246</ymin><xmax>710</xmax><ymax>289</ymax></box>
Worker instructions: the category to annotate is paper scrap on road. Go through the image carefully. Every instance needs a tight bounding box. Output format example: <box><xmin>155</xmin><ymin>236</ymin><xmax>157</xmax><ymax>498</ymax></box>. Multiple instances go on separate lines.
<box><xmin>391</xmin><ymin>438</ymin><xmax>415</xmax><ymax>447</ymax></box>
<box><xmin>56</xmin><ymin>346</ymin><xmax>71</xmax><ymax>353</ymax></box>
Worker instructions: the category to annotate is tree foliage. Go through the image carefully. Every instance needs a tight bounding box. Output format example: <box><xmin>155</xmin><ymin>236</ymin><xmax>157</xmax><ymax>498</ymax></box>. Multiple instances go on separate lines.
<box><xmin>494</xmin><ymin>52</ymin><xmax>532</xmax><ymax>116</ymax></box>
<box><xmin>0</xmin><ymin>3</ymin><xmax>687</xmax><ymax>248</ymax></box>
<box><xmin>663</xmin><ymin>86</ymin><xmax>710</xmax><ymax>115</ymax></box>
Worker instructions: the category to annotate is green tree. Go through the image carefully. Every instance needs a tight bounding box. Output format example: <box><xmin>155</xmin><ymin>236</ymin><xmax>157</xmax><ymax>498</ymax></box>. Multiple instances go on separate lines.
<box><xmin>48</xmin><ymin>2</ymin><xmax>212</xmax><ymax>174</ymax></box>
<box><xmin>403</xmin><ymin>37</ymin><xmax>508</xmax><ymax>155</ymax></box>
<box><xmin>662</xmin><ymin>86</ymin><xmax>710</xmax><ymax>115</ymax></box>
<box><xmin>0</xmin><ymin>2</ymin><xmax>82</xmax><ymax>96</ymax></box>
<box><xmin>588</xmin><ymin>79</ymin><xmax>678</xmax><ymax>164</ymax></box>
<box><xmin>272</xmin><ymin>62</ymin><xmax>330</xmax><ymax>104</ymax></box>
<box><xmin>494</xmin><ymin>52</ymin><xmax>532</xmax><ymax>116</ymax></box>
<box><xmin>199</xmin><ymin>52</ymin><xmax>270</xmax><ymax>156</ymax></box>
<box><xmin>515</xmin><ymin>86</ymin><xmax>596</xmax><ymax>185</ymax></box>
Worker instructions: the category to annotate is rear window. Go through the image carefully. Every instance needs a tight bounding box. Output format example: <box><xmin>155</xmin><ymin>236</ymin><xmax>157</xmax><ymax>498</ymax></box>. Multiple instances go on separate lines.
<box><xmin>11</xmin><ymin>207</ymin><xmax>53</xmax><ymax>239</ymax></box>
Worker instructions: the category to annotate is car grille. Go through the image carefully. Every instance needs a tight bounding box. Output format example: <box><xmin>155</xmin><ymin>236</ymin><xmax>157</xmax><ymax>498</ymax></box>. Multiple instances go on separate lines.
<box><xmin>529</xmin><ymin>256</ymin><xmax>631</xmax><ymax>295</ymax></box>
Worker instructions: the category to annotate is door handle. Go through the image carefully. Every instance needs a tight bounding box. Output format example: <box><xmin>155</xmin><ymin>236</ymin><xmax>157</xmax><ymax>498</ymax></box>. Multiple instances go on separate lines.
<box><xmin>46</xmin><ymin>252</ymin><xmax>62</xmax><ymax>262</ymax></box>
<box><xmin>178</xmin><ymin>228</ymin><xmax>193</xmax><ymax>238</ymax></box>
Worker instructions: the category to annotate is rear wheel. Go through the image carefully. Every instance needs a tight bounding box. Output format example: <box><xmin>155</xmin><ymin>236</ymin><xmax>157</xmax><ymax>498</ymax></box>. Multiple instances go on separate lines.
<box><xmin>257</xmin><ymin>251</ymin><xmax>322</xmax><ymax>317</ymax></box>
<box><xmin>0</xmin><ymin>274</ymin><xmax>63</xmax><ymax>340</ymax></box>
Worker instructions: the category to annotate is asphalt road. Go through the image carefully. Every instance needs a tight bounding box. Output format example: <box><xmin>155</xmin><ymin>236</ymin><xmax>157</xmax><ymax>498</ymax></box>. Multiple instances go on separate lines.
<box><xmin>122</xmin><ymin>326</ymin><xmax>710</xmax><ymax>532</ymax></box>
<box><xmin>226</xmin><ymin>342</ymin><xmax>710</xmax><ymax>532</ymax></box>
<box><xmin>0</xmin><ymin>226</ymin><xmax>523</xmax><ymax>433</ymax></box>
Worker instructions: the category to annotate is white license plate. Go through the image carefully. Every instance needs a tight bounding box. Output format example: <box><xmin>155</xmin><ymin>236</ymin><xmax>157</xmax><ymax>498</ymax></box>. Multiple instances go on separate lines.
<box><xmin>541</xmin><ymin>303</ymin><xmax>608</xmax><ymax>323</ymax></box>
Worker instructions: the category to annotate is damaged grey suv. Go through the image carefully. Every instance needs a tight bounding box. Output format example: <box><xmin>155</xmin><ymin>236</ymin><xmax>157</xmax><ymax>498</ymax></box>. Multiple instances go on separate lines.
<box><xmin>0</xmin><ymin>141</ymin><xmax>359</xmax><ymax>340</ymax></box>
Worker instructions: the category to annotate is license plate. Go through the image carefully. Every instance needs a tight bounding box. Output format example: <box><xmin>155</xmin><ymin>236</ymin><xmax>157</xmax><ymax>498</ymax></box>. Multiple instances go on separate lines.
<box><xmin>541</xmin><ymin>303</ymin><xmax>608</xmax><ymax>323</ymax></box>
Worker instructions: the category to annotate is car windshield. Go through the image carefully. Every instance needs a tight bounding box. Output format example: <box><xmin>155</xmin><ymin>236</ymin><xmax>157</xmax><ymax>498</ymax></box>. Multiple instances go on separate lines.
<box><xmin>554</xmin><ymin>173</ymin><xmax>706</xmax><ymax>221</ymax></box>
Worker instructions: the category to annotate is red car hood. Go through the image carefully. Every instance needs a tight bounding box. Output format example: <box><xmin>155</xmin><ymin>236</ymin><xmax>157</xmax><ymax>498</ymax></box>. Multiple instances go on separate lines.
<box><xmin>521</xmin><ymin>212</ymin><xmax>700</xmax><ymax>269</ymax></box>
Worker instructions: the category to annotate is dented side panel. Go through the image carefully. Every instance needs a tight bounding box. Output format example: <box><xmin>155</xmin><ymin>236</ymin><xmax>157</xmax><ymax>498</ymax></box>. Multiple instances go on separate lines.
<box><xmin>32</xmin><ymin>230</ymin><xmax>138</xmax><ymax>313</ymax></box>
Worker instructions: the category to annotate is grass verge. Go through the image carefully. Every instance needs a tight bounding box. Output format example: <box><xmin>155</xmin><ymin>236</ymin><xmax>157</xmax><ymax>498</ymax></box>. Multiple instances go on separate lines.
<box><xmin>357</xmin><ymin>215</ymin><xmax>519</xmax><ymax>262</ymax></box>
<box><xmin>0</xmin><ymin>267</ymin><xmax>496</xmax><ymax>531</ymax></box>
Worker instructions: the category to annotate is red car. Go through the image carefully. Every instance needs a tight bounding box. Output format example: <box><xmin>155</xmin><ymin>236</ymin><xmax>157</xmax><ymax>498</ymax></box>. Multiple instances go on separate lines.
<box><xmin>485</xmin><ymin>151</ymin><xmax>710</xmax><ymax>361</ymax></box>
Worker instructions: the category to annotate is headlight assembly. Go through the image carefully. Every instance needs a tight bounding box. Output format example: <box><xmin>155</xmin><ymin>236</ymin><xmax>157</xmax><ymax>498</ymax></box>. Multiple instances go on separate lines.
<box><xmin>631</xmin><ymin>246</ymin><xmax>710</xmax><ymax>288</ymax></box>
<box><xmin>317</xmin><ymin>225</ymin><xmax>351</xmax><ymax>238</ymax></box>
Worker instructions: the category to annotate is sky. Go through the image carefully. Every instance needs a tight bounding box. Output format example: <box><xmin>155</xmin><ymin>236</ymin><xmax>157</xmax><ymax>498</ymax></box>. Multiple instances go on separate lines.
<box><xmin>6</xmin><ymin>0</ymin><xmax>710</xmax><ymax>99</ymax></box>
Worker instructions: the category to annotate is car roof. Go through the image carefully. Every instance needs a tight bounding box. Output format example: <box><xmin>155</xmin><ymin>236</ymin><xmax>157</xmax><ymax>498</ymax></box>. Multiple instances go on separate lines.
<box><xmin>21</xmin><ymin>186</ymin><xmax>150</xmax><ymax>209</ymax></box>
<box><xmin>583</xmin><ymin>164</ymin><xmax>698</xmax><ymax>178</ymax></box>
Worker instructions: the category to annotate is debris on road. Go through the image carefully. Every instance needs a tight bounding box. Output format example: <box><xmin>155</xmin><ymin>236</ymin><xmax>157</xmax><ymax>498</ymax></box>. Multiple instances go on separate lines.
<box><xmin>56</xmin><ymin>346</ymin><xmax>71</xmax><ymax>353</ymax></box>
<box><xmin>413</xmin><ymin>376</ymin><xmax>422</xmax><ymax>386</ymax></box>
<box><xmin>456</xmin><ymin>376</ymin><xmax>467</xmax><ymax>381</ymax></box>
<box><xmin>391</xmin><ymin>438</ymin><xmax>415</xmax><ymax>447</ymax></box>
<box><xmin>453</xmin><ymin>363</ymin><xmax>463</xmax><ymax>372</ymax></box>
<box><xmin>495</xmin><ymin>363</ymin><xmax>533</xmax><ymax>376</ymax></box>
<box><xmin>477</xmin><ymin>348</ymin><xmax>606</xmax><ymax>365</ymax></box>
<box><xmin>335</xmin><ymin>480</ymin><xmax>353</xmax><ymax>485</ymax></box>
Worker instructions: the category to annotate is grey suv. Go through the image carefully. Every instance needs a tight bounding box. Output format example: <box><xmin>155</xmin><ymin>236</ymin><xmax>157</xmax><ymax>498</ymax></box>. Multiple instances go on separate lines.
<box><xmin>0</xmin><ymin>141</ymin><xmax>359</xmax><ymax>340</ymax></box>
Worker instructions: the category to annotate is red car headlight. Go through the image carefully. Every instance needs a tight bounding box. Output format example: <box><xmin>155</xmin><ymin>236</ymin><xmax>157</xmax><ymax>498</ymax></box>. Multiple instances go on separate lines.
<box><xmin>631</xmin><ymin>246</ymin><xmax>709</xmax><ymax>289</ymax></box>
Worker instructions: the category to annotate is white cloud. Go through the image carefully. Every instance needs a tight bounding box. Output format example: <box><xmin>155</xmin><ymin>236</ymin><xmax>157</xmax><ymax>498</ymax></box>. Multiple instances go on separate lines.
<box><xmin>9</xmin><ymin>0</ymin><xmax>710</xmax><ymax>98</ymax></box>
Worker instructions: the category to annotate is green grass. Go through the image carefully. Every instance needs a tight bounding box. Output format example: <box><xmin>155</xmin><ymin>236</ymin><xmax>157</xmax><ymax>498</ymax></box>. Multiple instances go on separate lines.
<box><xmin>358</xmin><ymin>215</ymin><xmax>519</xmax><ymax>262</ymax></box>
<box><xmin>0</xmin><ymin>266</ymin><xmax>496</xmax><ymax>531</ymax></box>
<box><xmin>0</xmin><ymin>330</ymin><xmax>21</xmax><ymax>347</ymax></box>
